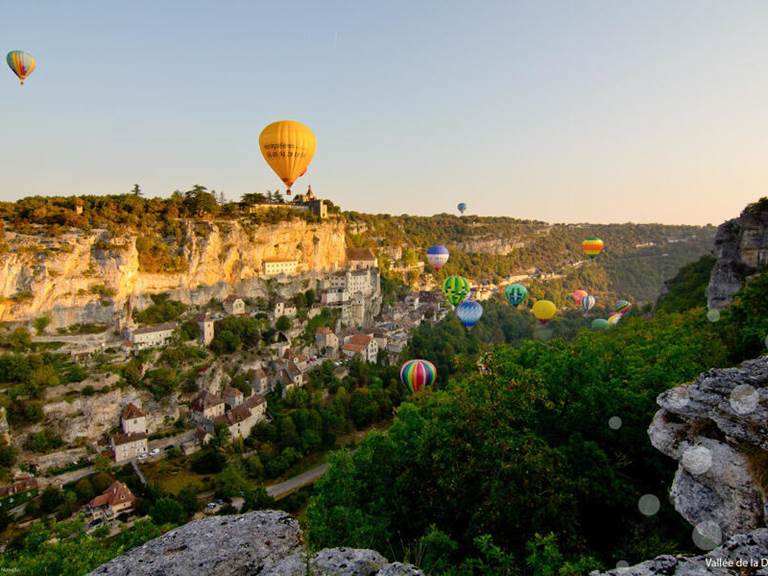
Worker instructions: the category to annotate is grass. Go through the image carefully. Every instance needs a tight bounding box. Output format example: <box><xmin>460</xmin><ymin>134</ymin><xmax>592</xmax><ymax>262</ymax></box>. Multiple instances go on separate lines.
<box><xmin>141</xmin><ymin>458</ymin><xmax>210</xmax><ymax>495</ymax></box>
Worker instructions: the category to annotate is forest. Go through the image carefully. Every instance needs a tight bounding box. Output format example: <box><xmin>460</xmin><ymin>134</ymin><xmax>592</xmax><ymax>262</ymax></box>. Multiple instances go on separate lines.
<box><xmin>305</xmin><ymin>260</ymin><xmax>768</xmax><ymax>575</ymax></box>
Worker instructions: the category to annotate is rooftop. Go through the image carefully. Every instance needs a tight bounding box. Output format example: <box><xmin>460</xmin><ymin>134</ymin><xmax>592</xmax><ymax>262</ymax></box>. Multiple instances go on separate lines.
<box><xmin>121</xmin><ymin>403</ymin><xmax>145</xmax><ymax>420</ymax></box>
<box><xmin>191</xmin><ymin>390</ymin><xmax>225</xmax><ymax>412</ymax></box>
<box><xmin>111</xmin><ymin>432</ymin><xmax>147</xmax><ymax>446</ymax></box>
<box><xmin>132</xmin><ymin>322</ymin><xmax>177</xmax><ymax>335</ymax></box>
<box><xmin>89</xmin><ymin>481</ymin><xmax>135</xmax><ymax>509</ymax></box>
<box><xmin>345</xmin><ymin>247</ymin><xmax>376</xmax><ymax>262</ymax></box>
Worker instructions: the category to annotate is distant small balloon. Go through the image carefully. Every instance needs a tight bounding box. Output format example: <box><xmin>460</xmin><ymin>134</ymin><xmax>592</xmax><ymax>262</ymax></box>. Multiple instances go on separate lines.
<box><xmin>457</xmin><ymin>202</ymin><xmax>467</xmax><ymax>215</ymax></box>
<box><xmin>582</xmin><ymin>237</ymin><xmax>604</xmax><ymax>259</ymax></box>
<box><xmin>400</xmin><ymin>359</ymin><xmax>437</xmax><ymax>394</ymax></box>
<box><xmin>591</xmin><ymin>318</ymin><xmax>609</xmax><ymax>330</ymax></box>
<box><xmin>456</xmin><ymin>300</ymin><xmax>483</xmax><ymax>328</ymax></box>
<box><xmin>572</xmin><ymin>290</ymin><xmax>588</xmax><ymax>305</ymax></box>
<box><xmin>614</xmin><ymin>300</ymin><xmax>632</xmax><ymax>315</ymax></box>
<box><xmin>532</xmin><ymin>300</ymin><xmax>557</xmax><ymax>324</ymax></box>
<box><xmin>426</xmin><ymin>245</ymin><xmax>450</xmax><ymax>271</ymax></box>
<box><xmin>706</xmin><ymin>309</ymin><xmax>720</xmax><ymax>322</ymax></box>
<box><xmin>504</xmin><ymin>283</ymin><xmax>528</xmax><ymax>307</ymax></box>
<box><xmin>581</xmin><ymin>294</ymin><xmax>596</xmax><ymax>314</ymax></box>
<box><xmin>6</xmin><ymin>51</ymin><xmax>36</xmax><ymax>85</ymax></box>
<box><xmin>607</xmin><ymin>313</ymin><xmax>622</xmax><ymax>326</ymax></box>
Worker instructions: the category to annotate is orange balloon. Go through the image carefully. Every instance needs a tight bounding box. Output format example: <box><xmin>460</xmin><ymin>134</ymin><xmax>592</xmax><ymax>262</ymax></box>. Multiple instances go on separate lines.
<box><xmin>259</xmin><ymin>120</ymin><xmax>317</xmax><ymax>194</ymax></box>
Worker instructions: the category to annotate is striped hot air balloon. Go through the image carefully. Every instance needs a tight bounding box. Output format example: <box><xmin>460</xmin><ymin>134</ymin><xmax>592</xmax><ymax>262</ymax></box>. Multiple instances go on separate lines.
<box><xmin>456</xmin><ymin>300</ymin><xmax>483</xmax><ymax>328</ymax></box>
<box><xmin>614</xmin><ymin>299</ymin><xmax>632</xmax><ymax>315</ymax></box>
<box><xmin>442</xmin><ymin>275</ymin><xmax>471</xmax><ymax>306</ymax></box>
<box><xmin>426</xmin><ymin>245</ymin><xmax>450</xmax><ymax>270</ymax></box>
<box><xmin>504</xmin><ymin>283</ymin><xmax>528</xmax><ymax>307</ymax></box>
<box><xmin>607</xmin><ymin>313</ymin><xmax>622</xmax><ymax>326</ymax></box>
<box><xmin>581</xmin><ymin>294</ymin><xmax>596</xmax><ymax>314</ymax></box>
<box><xmin>6</xmin><ymin>51</ymin><xmax>36</xmax><ymax>85</ymax></box>
<box><xmin>582</xmin><ymin>237</ymin><xmax>604</xmax><ymax>259</ymax></box>
<box><xmin>400</xmin><ymin>359</ymin><xmax>437</xmax><ymax>394</ymax></box>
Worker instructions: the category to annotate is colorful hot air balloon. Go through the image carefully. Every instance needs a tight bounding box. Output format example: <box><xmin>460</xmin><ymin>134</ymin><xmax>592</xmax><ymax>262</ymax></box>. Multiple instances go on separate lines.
<box><xmin>607</xmin><ymin>313</ymin><xmax>622</xmax><ymax>326</ymax></box>
<box><xmin>504</xmin><ymin>283</ymin><xmax>528</xmax><ymax>307</ymax></box>
<box><xmin>532</xmin><ymin>300</ymin><xmax>557</xmax><ymax>324</ymax></box>
<box><xmin>591</xmin><ymin>318</ymin><xmax>609</xmax><ymax>330</ymax></box>
<box><xmin>259</xmin><ymin>120</ymin><xmax>317</xmax><ymax>195</ymax></box>
<box><xmin>614</xmin><ymin>299</ymin><xmax>632</xmax><ymax>315</ymax></box>
<box><xmin>457</xmin><ymin>202</ymin><xmax>467</xmax><ymax>215</ymax></box>
<box><xmin>6</xmin><ymin>51</ymin><xmax>36</xmax><ymax>85</ymax></box>
<box><xmin>456</xmin><ymin>300</ymin><xmax>483</xmax><ymax>328</ymax></box>
<box><xmin>400</xmin><ymin>359</ymin><xmax>437</xmax><ymax>394</ymax></box>
<box><xmin>442</xmin><ymin>275</ymin><xmax>471</xmax><ymax>306</ymax></box>
<box><xmin>581</xmin><ymin>294</ymin><xmax>596</xmax><ymax>314</ymax></box>
<box><xmin>582</xmin><ymin>237</ymin><xmax>604</xmax><ymax>259</ymax></box>
<box><xmin>572</xmin><ymin>290</ymin><xmax>588</xmax><ymax>305</ymax></box>
<box><xmin>426</xmin><ymin>245</ymin><xmax>450</xmax><ymax>270</ymax></box>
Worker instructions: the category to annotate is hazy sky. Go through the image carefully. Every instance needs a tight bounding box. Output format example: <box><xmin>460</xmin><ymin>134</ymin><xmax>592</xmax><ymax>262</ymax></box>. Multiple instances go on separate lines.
<box><xmin>1</xmin><ymin>1</ymin><xmax>767</xmax><ymax>225</ymax></box>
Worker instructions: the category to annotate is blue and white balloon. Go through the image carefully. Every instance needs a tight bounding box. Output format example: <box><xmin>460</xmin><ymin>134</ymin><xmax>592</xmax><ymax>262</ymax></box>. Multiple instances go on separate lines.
<box><xmin>426</xmin><ymin>245</ymin><xmax>450</xmax><ymax>270</ymax></box>
<box><xmin>456</xmin><ymin>299</ymin><xmax>483</xmax><ymax>328</ymax></box>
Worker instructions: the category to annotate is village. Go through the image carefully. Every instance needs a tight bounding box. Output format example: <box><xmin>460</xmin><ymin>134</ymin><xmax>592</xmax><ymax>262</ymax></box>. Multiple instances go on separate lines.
<box><xmin>0</xmin><ymin>244</ymin><xmax>452</xmax><ymax>534</ymax></box>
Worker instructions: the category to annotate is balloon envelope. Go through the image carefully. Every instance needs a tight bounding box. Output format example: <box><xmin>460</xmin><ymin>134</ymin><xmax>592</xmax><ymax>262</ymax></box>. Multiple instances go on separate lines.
<box><xmin>456</xmin><ymin>300</ymin><xmax>483</xmax><ymax>328</ymax></box>
<box><xmin>6</xmin><ymin>51</ymin><xmax>36</xmax><ymax>84</ymax></box>
<box><xmin>572</xmin><ymin>289</ymin><xmax>588</xmax><ymax>305</ymax></box>
<box><xmin>614</xmin><ymin>299</ymin><xmax>632</xmax><ymax>315</ymax></box>
<box><xmin>532</xmin><ymin>300</ymin><xmax>557</xmax><ymax>324</ymax></box>
<box><xmin>442</xmin><ymin>275</ymin><xmax>471</xmax><ymax>306</ymax></box>
<box><xmin>400</xmin><ymin>359</ymin><xmax>437</xmax><ymax>394</ymax></box>
<box><xmin>582</xmin><ymin>237</ymin><xmax>604</xmax><ymax>259</ymax></box>
<box><xmin>581</xmin><ymin>294</ymin><xmax>596</xmax><ymax>313</ymax></box>
<box><xmin>457</xmin><ymin>202</ymin><xmax>467</xmax><ymax>214</ymax></box>
<box><xmin>259</xmin><ymin>120</ymin><xmax>316</xmax><ymax>194</ymax></box>
<box><xmin>608</xmin><ymin>313</ymin><xmax>622</xmax><ymax>326</ymax></box>
<box><xmin>504</xmin><ymin>283</ymin><xmax>528</xmax><ymax>307</ymax></box>
<box><xmin>591</xmin><ymin>318</ymin><xmax>609</xmax><ymax>330</ymax></box>
<box><xmin>426</xmin><ymin>245</ymin><xmax>450</xmax><ymax>270</ymax></box>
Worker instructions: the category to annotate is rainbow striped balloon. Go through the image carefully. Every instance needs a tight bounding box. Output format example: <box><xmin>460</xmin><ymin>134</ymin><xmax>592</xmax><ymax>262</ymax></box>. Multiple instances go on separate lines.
<box><xmin>614</xmin><ymin>299</ymin><xmax>632</xmax><ymax>315</ymax></box>
<box><xmin>582</xmin><ymin>237</ymin><xmax>604</xmax><ymax>259</ymax></box>
<box><xmin>400</xmin><ymin>359</ymin><xmax>437</xmax><ymax>394</ymax></box>
<box><xmin>6</xmin><ymin>51</ymin><xmax>36</xmax><ymax>85</ymax></box>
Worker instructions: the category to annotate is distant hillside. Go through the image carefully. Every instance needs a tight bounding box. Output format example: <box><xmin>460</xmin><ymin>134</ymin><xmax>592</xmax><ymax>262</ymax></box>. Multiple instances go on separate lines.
<box><xmin>346</xmin><ymin>212</ymin><xmax>716</xmax><ymax>304</ymax></box>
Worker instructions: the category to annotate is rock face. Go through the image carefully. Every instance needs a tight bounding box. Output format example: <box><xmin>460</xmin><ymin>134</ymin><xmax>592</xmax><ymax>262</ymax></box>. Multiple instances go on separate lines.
<box><xmin>593</xmin><ymin>357</ymin><xmax>768</xmax><ymax>575</ymax></box>
<box><xmin>89</xmin><ymin>510</ymin><xmax>422</xmax><ymax>576</ymax></box>
<box><xmin>708</xmin><ymin>200</ymin><xmax>768</xmax><ymax>309</ymax></box>
<box><xmin>0</xmin><ymin>219</ymin><xmax>347</xmax><ymax>327</ymax></box>
<box><xmin>591</xmin><ymin>528</ymin><xmax>768</xmax><ymax>575</ymax></box>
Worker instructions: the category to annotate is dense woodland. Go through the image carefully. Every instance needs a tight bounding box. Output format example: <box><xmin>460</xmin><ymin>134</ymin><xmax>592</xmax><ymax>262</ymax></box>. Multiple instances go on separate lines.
<box><xmin>306</xmin><ymin>262</ymin><xmax>768</xmax><ymax>575</ymax></box>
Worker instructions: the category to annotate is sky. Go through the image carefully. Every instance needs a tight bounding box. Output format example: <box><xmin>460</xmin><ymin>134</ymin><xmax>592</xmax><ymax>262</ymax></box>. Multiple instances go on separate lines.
<box><xmin>1</xmin><ymin>1</ymin><xmax>768</xmax><ymax>225</ymax></box>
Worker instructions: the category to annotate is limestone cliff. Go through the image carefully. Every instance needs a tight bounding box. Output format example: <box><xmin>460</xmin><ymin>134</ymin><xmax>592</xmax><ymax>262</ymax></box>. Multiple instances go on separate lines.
<box><xmin>89</xmin><ymin>510</ymin><xmax>422</xmax><ymax>576</ymax></box>
<box><xmin>708</xmin><ymin>199</ymin><xmax>768</xmax><ymax>309</ymax></box>
<box><xmin>0</xmin><ymin>219</ymin><xmax>347</xmax><ymax>327</ymax></box>
<box><xmin>593</xmin><ymin>357</ymin><xmax>768</xmax><ymax>575</ymax></box>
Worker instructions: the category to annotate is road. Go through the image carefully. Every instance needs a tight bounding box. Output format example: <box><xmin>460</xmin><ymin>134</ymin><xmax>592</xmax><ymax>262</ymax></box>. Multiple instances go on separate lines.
<box><xmin>266</xmin><ymin>463</ymin><xmax>329</xmax><ymax>499</ymax></box>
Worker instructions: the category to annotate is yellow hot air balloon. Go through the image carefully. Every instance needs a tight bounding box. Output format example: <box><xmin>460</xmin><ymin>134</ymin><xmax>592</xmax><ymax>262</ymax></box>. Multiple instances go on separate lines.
<box><xmin>6</xmin><ymin>51</ymin><xmax>36</xmax><ymax>85</ymax></box>
<box><xmin>259</xmin><ymin>120</ymin><xmax>316</xmax><ymax>195</ymax></box>
<box><xmin>532</xmin><ymin>300</ymin><xmax>557</xmax><ymax>324</ymax></box>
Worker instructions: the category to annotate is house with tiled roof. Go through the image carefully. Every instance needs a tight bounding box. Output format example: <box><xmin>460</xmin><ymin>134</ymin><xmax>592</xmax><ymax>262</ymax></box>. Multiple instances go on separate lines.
<box><xmin>222</xmin><ymin>386</ymin><xmax>244</xmax><ymax>408</ymax></box>
<box><xmin>251</xmin><ymin>368</ymin><xmax>269</xmax><ymax>395</ymax></box>
<box><xmin>190</xmin><ymin>390</ymin><xmax>226</xmax><ymax>428</ymax></box>
<box><xmin>128</xmin><ymin>322</ymin><xmax>177</xmax><ymax>350</ymax></box>
<box><xmin>342</xmin><ymin>333</ymin><xmax>378</xmax><ymax>363</ymax></box>
<box><xmin>346</xmin><ymin>247</ymin><xmax>377</xmax><ymax>269</ymax></box>
<box><xmin>111</xmin><ymin>432</ymin><xmax>147</xmax><ymax>464</ymax></box>
<box><xmin>315</xmin><ymin>326</ymin><xmax>339</xmax><ymax>352</ymax></box>
<box><xmin>120</xmin><ymin>403</ymin><xmax>147</xmax><ymax>435</ymax></box>
<box><xmin>223</xmin><ymin>295</ymin><xmax>246</xmax><ymax>316</ymax></box>
<box><xmin>86</xmin><ymin>481</ymin><xmax>135</xmax><ymax>520</ymax></box>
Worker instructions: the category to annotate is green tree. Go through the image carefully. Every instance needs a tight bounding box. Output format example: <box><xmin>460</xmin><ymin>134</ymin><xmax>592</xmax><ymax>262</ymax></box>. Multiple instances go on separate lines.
<box><xmin>33</xmin><ymin>315</ymin><xmax>51</xmax><ymax>335</ymax></box>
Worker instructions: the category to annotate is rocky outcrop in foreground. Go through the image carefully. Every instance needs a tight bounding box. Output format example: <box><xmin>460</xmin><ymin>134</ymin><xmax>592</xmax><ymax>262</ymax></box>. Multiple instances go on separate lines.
<box><xmin>593</xmin><ymin>356</ymin><xmax>768</xmax><ymax>575</ymax></box>
<box><xmin>708</xmin><ymin>199</ymin><xmax>768</xmax><ymax>309</ymax></box>
<box><xmin>89</xmin><ymin>510</ymin><xmax>422</xmax><ymax>576</ymax></box>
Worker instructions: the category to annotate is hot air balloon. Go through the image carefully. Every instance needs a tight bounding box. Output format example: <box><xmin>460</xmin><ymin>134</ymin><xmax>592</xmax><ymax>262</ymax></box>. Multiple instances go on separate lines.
<box><xmin>457</xmin><ymin>202</ymin><xmax>467</xmax><ymax>215</ymax></box>
<box><xmin>456</xmin><ymin>300</ymin><xmax>483</xmax><ymax>328</ymax></box>
<box><xmin>259</xmin><ymin>120</ymin><xmax>316</xmax><ymax>195</ymax></box>
<box><xmin>6</xmin><ymin>51</ymin><xmax>36</xmax><ymax>85</ymax></box>
<box><xmin>426</xmin><ymin>245</ymin><xmax>450</xmax><ymax>270</ymax></box>
<box><xmin>591</xmin><ymin>318</ymin><xmax>609</xmax><ymax>330</ymax></box>
<box><xmin>608</xmin><ymin>313</ymin><xmax>622</xmax><ymax>326</ymax></box>
<box><xmin>614</xmin><ymin>299</ymin><xmax>632</xmax><ymax>315</ymax></box>
<box><xmin>504</xmin><ymin>284</ymin><xmax>528</xmax><ymax>307</ymax></box>
<box><xmin>532</xmin><ymin>300</ymin><xmax>557</xmax><ymax>324</ymax></box>
<box><xmin>572</xmin><ymin>289</ymin><xmax>588</xmax><ymax>305</ymax></box>
<box><xmin>582</xmin><ymin>237</ymin><xmax>604</xmax><ymax>259</ymax></box>
<box><xmin>442</xmin><ymin>275</ymin><xmax>471</xmax><ymax>306</ymax></box>
<box><xmin>581</xmin><ymin>294</ymin><xmax>596</xmax><ymax>314</ymax></box>
<box><xmin>400</xmin><ymin>359</ymin><xmax>437</xmax><ymax>394</ymax></box>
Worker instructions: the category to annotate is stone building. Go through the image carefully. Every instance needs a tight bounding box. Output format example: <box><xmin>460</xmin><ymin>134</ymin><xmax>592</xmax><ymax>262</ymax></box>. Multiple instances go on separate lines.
<box><xmin>223</xmin><ymin>295</ymin><xmax>246</xmax><ymax>316</ymax></box>
<box><xmin>87</xmin><ymin>481</ymin><xmax>135</xmax><ymax>520</ymax></box>
<box><xmin>197</xmin><ymin>313</ymin><xmax>215</xmax><ymax>346</ymax></box>
<box><xmin>342</xmin><ymin>334</ymin><xmax>379</xmax><ymax>363</ymax></box>
<box><xmin>120</xmin><ymin>403</ymin><xmax>147</xmax><ymax>435</ymax></box>
<box><xmin>129</xmin><ymin>322</ymin><xmax>176</xmax><ymax>350</ymax></box>
<box><xmin>111</xmin><ymin>432</ymin><xmax>148</xmax><ymax>464</ymax></box>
